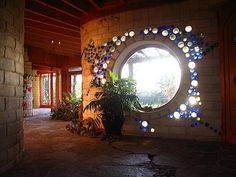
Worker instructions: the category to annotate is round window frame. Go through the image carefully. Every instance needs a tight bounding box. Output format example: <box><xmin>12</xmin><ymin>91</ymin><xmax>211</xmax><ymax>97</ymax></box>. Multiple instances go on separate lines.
<box><xmin>112</xmin><ymin>40</ymin><xmax>189</xmax><ymax>113</ymax></box>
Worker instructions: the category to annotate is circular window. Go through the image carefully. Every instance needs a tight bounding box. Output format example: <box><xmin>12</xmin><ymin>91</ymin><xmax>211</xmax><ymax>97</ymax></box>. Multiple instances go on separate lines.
<box><xmin>120</xmin><ymin>46</ymin><xmax>181</xmax><ymax>110</ymax></box>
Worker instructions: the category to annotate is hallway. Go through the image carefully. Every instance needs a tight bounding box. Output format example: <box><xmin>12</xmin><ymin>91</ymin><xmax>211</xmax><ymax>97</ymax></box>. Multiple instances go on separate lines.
<box><xmin>0</xmin><ymin>115</ymin><xmax>236</xmax><ymax>177</ymax></box>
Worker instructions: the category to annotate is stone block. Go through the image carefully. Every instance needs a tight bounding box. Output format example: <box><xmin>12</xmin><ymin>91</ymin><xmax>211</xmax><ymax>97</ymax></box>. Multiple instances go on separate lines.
<box><xmin>19</xmin><ymin>75</ymin><xmax>23</xmax><ymax>86</ymax></box>
<box><xmin>16</xmin><ymin>129</ymin><xmax>23</xmax><ymax>142</ymax></box>
<box><xmin>0</xmin><ymin>97</ymin><xmax>5</xmax><ymax>111</ymax></box>
<box><xmin>6</xmin><ymin>97</ymin><xmax>19</xmax><ymax>110</ymax></box>
<box><xmin>0</xmin><ymin>134</ymin><xmax>17</xmax><ymax>150</ymax></box>
<box><xmin>15</xmin><ymin>40</ymin><xmax>23</xmax><ymax>53</ymax></box>
<box><xmin>6</xmin><ymin>24</ymin><xmax>17</xmax><ymax>38</ymax></box>
<box><xmin>18</xmin><ymin>53</ymin><xmax>24</xmax><ymax>64</ymax></box>
<box><xmin>7</xmin><ymin>143</ymin><xmax>19</xmax><ymax>162</ymax></box>
<box><xmin>4</xmin><ymin>71</ymin><xmax>19</xmax><ymax>85</ymax></box>
<box><xmin>0</xmin><ymin>57</ymin><xmax>15</xmax><ymax>71</ymax></box>
<box><xmin>0</xmin><ymin>151</ymin><xmax>7</xmax><ymax>167</ymax></box>
<box><xmin>5</xmin><ymin>35</ymin><xmax>15</xmax><ymax>48</ymax></box>
<box><xmin>7</xmin><ymin>121</ymin><xmax>20</xmax><ymax>135</ymax></box>
<box><xmin>0</xmin><ymin>10</ymin><xmax>13</xmax><ymax>26</ymax></box>
<box><xmin>5</xmin><ymin>46</ymin><xmax>18</xmax><ymax>61</ymax></box>
<box><xmin>0</xmin><ymin>111</ymin><xmax>7</xmax><ymax>124</ymax></box>
<box><xmin>6</xmin><ymin>111</ymin><xmax>16</xmax><ymax>123</ymax></box>
<box><xmin>156</xmin><ymin>126</ymin><xmax>169</xmax><ymax>135</ymax></box>
<box><xmin>0</xmin><ymin>70</ymin><xmax>4</xmax><ymax>83</ymax></box>
<box><xmin>0</xmin><ymin>85</ymin><xmax>15</xmax><ymax>96</ymax></box>
<box><xmin>19</xmin><ymin>98</ymin><xmax>23</xmax><ymax>109</ymax></box>
<box><xmin>0</xmin><ymin>46</ymin><xmax>4</xmax><ymax>57</ymax></box>
<box><xmin>169</xmin><ymin>127</ymin><xmax>186</xmax><ymax>135</ymax></box>
<box><xmin>0</xmin><ymin>124</ymin><xmax>6</xmax><ymax>138</ymax></box>
<box><xmin>15</xmin><ymin>86</ymin><xmax>23</xmax><ymax>97</ymax></box>
<box><xmin>16</xmin><ymin>109</ymin><xmax>23</xmax><ymax>120</ymax></box>
<box><xmin>15</xmin><ymin>62</ymin><xmax>24</xmax><ymax>74</ymax></box>
<box><xmin>186</xmin><ymin>126</ymin><xmax>215</xmax><ymax>137</ymax></box>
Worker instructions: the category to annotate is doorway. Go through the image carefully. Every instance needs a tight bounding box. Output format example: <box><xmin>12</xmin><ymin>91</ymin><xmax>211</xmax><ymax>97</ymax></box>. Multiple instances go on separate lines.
<box><xmin>222</xmin><ymin>11</ymin><xmax>236</xmax><ymax>143</ymax></box>
<box><xmin>40</xmin><ymin>72</ymin><xmax>61</xmax><ymax>108</ymax></box>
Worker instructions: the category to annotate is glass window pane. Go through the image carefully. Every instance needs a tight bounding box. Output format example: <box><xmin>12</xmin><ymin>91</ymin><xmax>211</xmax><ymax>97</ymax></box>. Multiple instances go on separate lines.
<box><xmin>53</xmin><ymin>73</ymin><xmax>56</xmax><ymax>106</ymax></box>
<box><xmin>71</xmin><ymin>74</ymin><xmax>82</xmax><ymax>99</ymax></box>
<box><xmin>41</xmin><ymin>74</ymin><xmax>50</xmax><ymax>105</ymax></box>
<box><xmin>121</xmin><ymin>47</ymin><xmax>181</xmax><ymax>109</ymax></box>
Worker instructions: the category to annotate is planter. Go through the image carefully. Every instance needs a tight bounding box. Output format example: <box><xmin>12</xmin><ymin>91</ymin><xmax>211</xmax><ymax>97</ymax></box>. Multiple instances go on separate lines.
<box><xmin>102</xmin><ymin>115</ymin><xmax>124</xmax><ymax>136</ymax></box>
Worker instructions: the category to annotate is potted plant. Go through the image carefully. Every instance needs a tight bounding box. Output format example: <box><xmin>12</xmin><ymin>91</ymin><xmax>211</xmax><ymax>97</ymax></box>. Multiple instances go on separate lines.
<box><xmin>51</xmin><ymin>92</ymin><xmax>82</xmax><ymax>121</ymax></box>
<box><xmin>84</xmin><ymin>71</ymin><xmax>140</xmax><ymax>137</ymax></box>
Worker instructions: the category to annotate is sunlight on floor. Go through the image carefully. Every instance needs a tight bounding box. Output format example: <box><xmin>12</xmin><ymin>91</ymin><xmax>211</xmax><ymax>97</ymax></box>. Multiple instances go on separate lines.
<box><xmin>33</xmin><ymin>108</ymin><xmax>51</xmax><ymax>116</ymax></box>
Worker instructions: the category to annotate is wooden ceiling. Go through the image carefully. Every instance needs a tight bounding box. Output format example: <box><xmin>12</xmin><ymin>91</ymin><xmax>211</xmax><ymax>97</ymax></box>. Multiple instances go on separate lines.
<box><xmin>24</xmin><ymin>0</ymin><xmax>184</xmax><ymax>57</ymax></box>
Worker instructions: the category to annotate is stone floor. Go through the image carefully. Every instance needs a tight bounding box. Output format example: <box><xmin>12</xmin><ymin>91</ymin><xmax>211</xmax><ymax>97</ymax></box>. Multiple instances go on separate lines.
<box><xmin>32</xmin><ymin>108</ymin><xmax>51</xmax><ymax>116</ymax></box>
<box><xmin>1</xmin><ymin>115</ymin><xmax>236</xmax><ymax>177</ymax></box>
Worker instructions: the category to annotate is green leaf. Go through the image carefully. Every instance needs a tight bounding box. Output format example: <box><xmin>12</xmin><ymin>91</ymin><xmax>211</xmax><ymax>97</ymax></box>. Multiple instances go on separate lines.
<box><xmin>108</xmin><ymin>70</ymin><xmax>119</xmax><ymax>81</ymax></box>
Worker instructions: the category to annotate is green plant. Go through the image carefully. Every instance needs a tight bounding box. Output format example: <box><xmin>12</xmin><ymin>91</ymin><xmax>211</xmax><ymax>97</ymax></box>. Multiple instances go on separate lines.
<box><xmin>51</xmin><ymin>92</ymin><xmax>82</xmax><ymax>121</ymax></box>
<box><xmin>84</xmin><ymin>71</ymin><xmax>140</xmax><ymax>137</ymax></box>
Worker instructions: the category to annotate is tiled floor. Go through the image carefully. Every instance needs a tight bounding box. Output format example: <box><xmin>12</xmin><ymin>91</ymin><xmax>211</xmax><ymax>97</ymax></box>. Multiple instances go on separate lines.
<box><xmin>1</xmin><ymin>115</ymin><xmax>236</xmax><ymax>177</ymax></box>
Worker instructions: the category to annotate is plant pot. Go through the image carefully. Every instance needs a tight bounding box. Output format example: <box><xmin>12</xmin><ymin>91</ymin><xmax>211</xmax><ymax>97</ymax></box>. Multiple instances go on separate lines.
<box><xmin>102</xmin><ymin>115</ymin><xmax>124</xmax><ymax>136</ymax></box>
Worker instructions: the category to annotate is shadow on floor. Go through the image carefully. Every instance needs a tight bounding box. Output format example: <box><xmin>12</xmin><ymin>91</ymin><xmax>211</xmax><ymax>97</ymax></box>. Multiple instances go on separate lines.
<box><xmin>1</xmin><ymin>115</ymin><xmax>236</xmax><ymax>177</ymax></box>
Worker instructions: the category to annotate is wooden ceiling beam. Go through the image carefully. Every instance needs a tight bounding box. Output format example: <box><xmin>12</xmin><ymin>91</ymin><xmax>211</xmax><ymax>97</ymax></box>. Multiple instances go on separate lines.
<box><xmin>25</xmin><ymin>11</ymin><xmax>80</xmax><ymax>30</ymax></box>
<box><xmin>87</xmin><ymin>0</ymin><xmax>103</xmax><ymax>10</ymax></box>
<box><xmin>61</xmin><ymin>0</ymin><xmax>89</xmax><ymax>15</ymax></box>
<box><xmin>25</xmin><ymin>36</ymin><xmax>81</xmax><ymax>51</ymax></box>
<box><xmin>26</xmin><ymin>41</ymin><xmax>80</xmax><ymax>56</ymax></box>
<box><xmin>24</xmin><ymin>17</ymin><xmax>80</xmax><ymax>33</ymax></box>
<box><xmin>25</xmin><ymin>32</ymin><xmax>81</xmax><ymax>46</ymax></box>
<box><xmin>25</xmin><ymin>26</ymin><xmax>81</xmax><ymax>40</ymax></box>
<box><xmin>25</xmin><ymin>30</ymin><xmax>81</xmax><ymax>45</ymax></box>
<box><xmin>25</xmin><ymin>1</ymin><xmax>80</xmax><ymax>28</ymax></box>
<box><xmin>25</xmin><ymin>19</ymin><xmax>80</xmax><ymax>38</ymax></box>
<box><xmin>34</xmin><ymin>0</ymin><xmax>81</xmax><ymax>19</ymax></box>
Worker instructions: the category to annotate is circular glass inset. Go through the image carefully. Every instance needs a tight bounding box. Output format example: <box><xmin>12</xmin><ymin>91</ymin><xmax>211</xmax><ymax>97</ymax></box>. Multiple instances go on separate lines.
<box><xmin>169</xmin><ymin>34</ymin><xmax>176</xmax><ymax>40</ymax></box>
<box><xmin>120</xmin><ymin>46</ymin><xmax>181</xmax><ymax>110</ymax></box>
<box><xmin>185</xmin><ymin>25</ymin><xmax>192</xmax><ymax>32</ymax></box>
<box><xmin>152</xmin><ymin>28</ymin><xmax>158</xmax><ymax>34</ymax></box>
<box><xmin>143</xmin><ymin>29</ymin><xmax>149</xmax><ymax>34</ymax></box>
<box><xmin>162</xmin><ymin>30</ymin><xmax>168</xmax><ymax>36</ymax></box>
<box><xmin>129</xmin><ymin>31</ymin><xmax>135</xmax><ymax>37</ymax></box>
<box><xmin>173</xmin><ymin>28</ymin><xmax>179</xmax><ymax>34</ymax></box>
<box><xmin>121</xmin><ymin>36</ymin><xmax>126</xmax><ymax>42</ymax></box>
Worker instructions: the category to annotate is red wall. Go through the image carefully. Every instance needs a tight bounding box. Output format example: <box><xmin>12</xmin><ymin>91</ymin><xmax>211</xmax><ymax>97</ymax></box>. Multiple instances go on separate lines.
<box><xmin>28</xmin><ymin>46</ymin><xmax>81</xmax><ymax>95</ymax></box>
<box><xmin>28</xmin><ymin>46</ymin><xmax>81</xmax><ymax>69</ymax></box>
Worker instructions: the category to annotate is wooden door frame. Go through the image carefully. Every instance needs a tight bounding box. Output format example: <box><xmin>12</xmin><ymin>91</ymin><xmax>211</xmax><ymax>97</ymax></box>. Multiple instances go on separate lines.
<box><xmin>38</xmin><ymin>70</ymin><xmax>61</xmax><ymax>109</ymax></box>
<box><xmin>219</xmin><ymin>2</ymin><xmax>236</xmax><ymax>143</ymax></box>
<box><xmin>39</xmin><ymin>73</ymin><xmax>51</xmax><ymax>108</ymax></box>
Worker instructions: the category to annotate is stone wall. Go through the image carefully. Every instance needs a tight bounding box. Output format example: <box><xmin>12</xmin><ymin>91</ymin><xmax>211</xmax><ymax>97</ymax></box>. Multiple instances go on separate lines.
<box><xmin>0</xmin><ymin>0</ymin><xmax>25</xmax><ymax>174</ymax></box>
<box><xmin>81</xmin><ymin>0</ymin><xmax>223</xmax><ymax>141</ymax></box>
<box><xmin>23</xmin><ymin>48</ymin><xmax>33</xmax><ymax>117</ymax></box>
<box><xmin>32</xmin><ymin>73</ymin><xmax>40</xmax><ymax>108</ymax></box>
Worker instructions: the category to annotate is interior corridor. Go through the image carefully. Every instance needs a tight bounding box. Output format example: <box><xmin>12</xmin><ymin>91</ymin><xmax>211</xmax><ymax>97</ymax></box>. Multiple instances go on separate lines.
<box><xmin>1</xmin><ymin>115</ymin><xmax>236</xmax><ymax>177</ymax></box>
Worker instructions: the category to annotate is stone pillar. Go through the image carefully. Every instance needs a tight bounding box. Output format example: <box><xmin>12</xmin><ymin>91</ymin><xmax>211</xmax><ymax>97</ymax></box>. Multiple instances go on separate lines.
<box><xmin>0</xmin><ymin>0</ymin><xmax>25</xmax><ymax>174</ymax></box>
<box><xmin>23</xmin><ymin>48</ymin><xmax>33</xmax><ymax>117</ymax></box>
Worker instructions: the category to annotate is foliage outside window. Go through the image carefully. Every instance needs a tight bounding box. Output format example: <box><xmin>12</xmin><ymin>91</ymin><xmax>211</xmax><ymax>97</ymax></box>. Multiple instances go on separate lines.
<box><xmin>120</xmin><ymin>46</ymin><xmax>181</xmax><ymax>110</ymax></box>
<box><xmin>71</xmin><ymin>74</ymin><xmax>82</xmax><ymax>99</ymax></box>
<box><xmin>41</xmin><ymin>74</ymin><xmax>50</xmax><ymax>105</ymax></box>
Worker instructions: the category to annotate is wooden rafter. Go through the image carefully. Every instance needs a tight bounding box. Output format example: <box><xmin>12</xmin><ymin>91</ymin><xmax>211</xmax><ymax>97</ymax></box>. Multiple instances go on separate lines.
<box><xmin>25</xmin><ymin>32</ymin><xmax>81</xmax><ymax>45</ymax></box>
<box><xmin>25</xmin><ymin>19</ymin><xmax>80</xmax><ymax>38</ymax></box>
<box><xmin>25</xmin><ymin>26</ymin><xmax>81</xmax><ymax>41</ymax></box>
<box><xmin>25</xmin><ymin>17</ymin><xmax>80</xmax><ymax>33</ymax></box>
<box><xmin>25</xmin><ymin>11</ymin><xmax>80</xmax><ymax>30</ymax></box>
<box><xmin>25</xmin><ymin>1</ymin><xmax>80</xmax><ymax>28</ymax></box>
<box><xmin>25</xmin><ymin>36</ymin><xmax>80</xmax><ymax>51</ymax></box>
<box><xmin>61</xmin><ymin>0</ymin><xmax>89</xmax><ymax>15</ymax></box>
<box><xmin>87</xmin><ymin>0</ymin><xmax>103</xmax><ymax>9</ymax></box>
<box><xmin>34</xmin><ymin>0</ymin><xmax>81</xmax><ymax>19</ymax></box>
<box><xmin>26</xmin><ymin>41</ymin><xmax>80</xmax><ymax>56</ymax></box>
